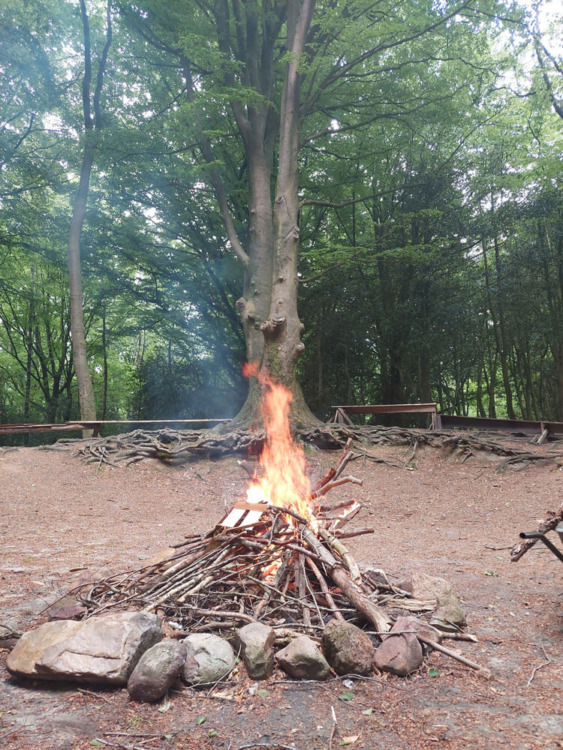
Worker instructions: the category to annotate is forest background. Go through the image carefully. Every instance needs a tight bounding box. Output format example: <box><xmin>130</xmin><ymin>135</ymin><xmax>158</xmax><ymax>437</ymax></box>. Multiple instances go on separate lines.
<box><xmin>0</xmin><ymin>0</ymin><xmax>561</xmax><ymax>442</ymax></box>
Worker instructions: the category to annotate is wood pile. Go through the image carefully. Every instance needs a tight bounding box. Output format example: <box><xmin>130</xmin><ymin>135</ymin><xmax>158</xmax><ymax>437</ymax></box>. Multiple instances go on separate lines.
<box><xmin>75</xmin><ymin>445</ymin><xmax>394</xmax><ymax>635</ymax></box>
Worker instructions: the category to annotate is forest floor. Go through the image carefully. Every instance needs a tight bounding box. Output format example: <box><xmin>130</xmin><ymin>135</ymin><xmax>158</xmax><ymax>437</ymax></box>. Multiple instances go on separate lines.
<box><xmin>0</xmin><ymin>434</ymin><xmax>561</xmax><ymax>750</ymax></box>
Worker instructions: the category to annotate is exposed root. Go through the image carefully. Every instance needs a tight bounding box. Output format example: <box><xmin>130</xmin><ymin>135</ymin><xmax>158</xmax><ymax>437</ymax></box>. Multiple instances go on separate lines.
<box><xmin>74</xmin><ymin>424</ymin><xmax>563</xmax><ymax>469</ymax></box>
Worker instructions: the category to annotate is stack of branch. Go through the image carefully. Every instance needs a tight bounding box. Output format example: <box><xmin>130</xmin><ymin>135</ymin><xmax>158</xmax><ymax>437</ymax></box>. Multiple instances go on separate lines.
<box><xmin>74</xmin><ymin>444</ymin><xmax>397</xmax><ymax>635</ymax></box>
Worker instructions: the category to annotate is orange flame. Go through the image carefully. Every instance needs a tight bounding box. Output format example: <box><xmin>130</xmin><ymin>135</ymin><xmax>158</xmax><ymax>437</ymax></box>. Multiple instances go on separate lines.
<box><xmin>243</xmin><ymin>363</ymin><xmax>316</xmax><ymax>531</ymax></box>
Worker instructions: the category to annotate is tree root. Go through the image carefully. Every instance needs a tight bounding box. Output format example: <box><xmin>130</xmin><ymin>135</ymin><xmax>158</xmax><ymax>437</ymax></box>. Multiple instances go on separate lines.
<box><xmin>73</xmin><ymin>424</ymin><xmax>563</xmax><ymax>468</ymax></box>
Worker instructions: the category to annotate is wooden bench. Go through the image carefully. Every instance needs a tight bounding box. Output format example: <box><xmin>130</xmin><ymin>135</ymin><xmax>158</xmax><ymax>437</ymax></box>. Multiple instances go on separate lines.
<box><xmin>331</xmin><ymin>407</ymin><xmax>563</xmax><ymax>444</ymax></box>
<box><xmin>0</xmin><ymin>419</ymin><xmax>229</xmax><ymax>438</ymax></box>
<box><xmin>332</xmin><ymin>403</ymin><xmax>439</xmax><ymax>428</ymax></box>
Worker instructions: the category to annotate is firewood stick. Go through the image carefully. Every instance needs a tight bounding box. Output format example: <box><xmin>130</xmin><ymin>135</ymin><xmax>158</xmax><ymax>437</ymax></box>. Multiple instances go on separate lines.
<box><xmin>301</xmin><ymin>527</ymin><xmax>340</xmax><ymax>569</ymax></box>
<box><xmin>301</xmin><ymin>556</ymin><xmax>325</xmax><ymax>626</ymax></box>
<box><xmin>335</xmin><ymin>527</ymin><xmax>374</xmax><ymax>539</ymax></box>
<box><xmin>254</xmin><ymin>557</ymin><xmax>289</xmax><ymax>619</ymax></box>
<box><xmin>416</xmin><ymin>634</ymin><xmax>490</xmax><ymax>675</ymax></box>
<box><xmin>333</xmin><ymin>451</ymin><xmax>354</xmax><ymax>481</ymax></box>
<box><xmin>319</xmin><ymin>499</ymin><xmax>358</xmax><ymax>513</ymax></box>
<box><xmin>331</xmin><ymin>505</ymin><xmax>362</xmax><ymax>530</ymax></box>
<box><xmin>306</xmin><ymin>557</ymin><xmax>345</xmax><ymax>622</ymax></box>
<box><xmin>313</xmin><ymin>475</ymin><xmax>363</xmax><ymax>498</ymax></box>
<box><xmin>186</xmin><ymin>607</ymin><xmax>257</xmax><ymax>624</ymax></box>
<box><xmin>319</xmin><ymin>528</ymin><xmax>362</xmax><ymax>583</ymax></box>
<box><xmin>329</xmin><ymin>565</ymin><xmax>391</xmax><ymax>634</ymax></box>
<box><xmin>301</xmin><ymin>527</ymin><xmax>390</xmax><ymax>633</ymax></box>
<box><xmin>312</xmin><ymin>466</ymin><xmax>336</xmax><ymax>493</ymax></box>
<box><xmin>296</xmin><ymin>554</ymin><xmax>312</xmax><ymax>627</ymax></box>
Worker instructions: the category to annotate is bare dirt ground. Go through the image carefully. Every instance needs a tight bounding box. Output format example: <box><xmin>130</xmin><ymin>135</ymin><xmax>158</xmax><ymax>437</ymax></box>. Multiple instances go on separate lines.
<box><xmin>0</xmin><ymin>435</ymin><xmax>561</xmax><ymax>750</ymax></box>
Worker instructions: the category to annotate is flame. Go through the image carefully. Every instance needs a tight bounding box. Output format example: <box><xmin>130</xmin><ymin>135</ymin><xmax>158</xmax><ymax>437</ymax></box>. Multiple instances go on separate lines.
<box><xmin>243</xmin><ymin>363</ymin><xmax>317</xmax><ymax>532</ymax></box>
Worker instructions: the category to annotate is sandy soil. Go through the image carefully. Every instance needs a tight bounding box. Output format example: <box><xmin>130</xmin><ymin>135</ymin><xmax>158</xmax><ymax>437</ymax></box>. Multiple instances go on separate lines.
<box><xmin>0</xmin><ymin>437</ymin><xmax>561</xmax><ymax>750</ymax></box>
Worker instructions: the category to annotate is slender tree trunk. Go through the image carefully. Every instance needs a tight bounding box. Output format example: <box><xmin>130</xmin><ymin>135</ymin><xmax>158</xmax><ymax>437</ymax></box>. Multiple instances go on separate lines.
<box><xmin>68</xmin><ymin>0</ymin><xmax>112</xmax><ymax>434</ymax></box>
<box><xmin>68</xmin><ymin>145</ymin><xmax>97</xmax><ymax>428</ymax></box>
<box><xmin>101</xmin><ymin>306</ymin><xmax>108</xmax><ymax>420</ymax></box>
<box><xmin>492</xmin><ymin>234</ymin><xmax>515</xmax><ymax>418</ymax></box>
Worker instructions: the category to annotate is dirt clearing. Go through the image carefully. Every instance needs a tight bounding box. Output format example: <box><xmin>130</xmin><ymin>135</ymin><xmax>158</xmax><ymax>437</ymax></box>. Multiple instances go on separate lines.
<box><xmin>0</xmin><ymin>438</ymin><xmax>561</xmax><ymax>750</ymax></box>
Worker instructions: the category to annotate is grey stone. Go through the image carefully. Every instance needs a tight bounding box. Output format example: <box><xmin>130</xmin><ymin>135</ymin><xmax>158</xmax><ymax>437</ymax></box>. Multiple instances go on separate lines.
<box><xmin>128</xmin><ymin>639</ymin><xmax>187</xmax><ymax>702</ymax></box>
<box><xmin>276</xmin><ymin>635</ymin><xmax>330</xmax><ymax>680</ymax></box>
<box><xmin>410</xmin><ymin>571</ymin><xmax>453</xmax><ymax>602</ymax></box>
<box><xmin>410</xmin><ymin>571</ymin><xmax>466</xmax><ymax>631</ymax></box>
<box><xmin>373</xmin><ymin>616</ymin><xmax>424</xmax><ymax>677</ymax></box>
<box><xmin>7</xmin><ymin>612</ymin><xmax>162</xmax><ymax>685</ymax></box>
<box><xmin>182</xmin><ymin>633</ymin><xmax>236</xmax><ymax>686</ymax></box>
<box><xmin>7</xmin><ymin>620</ymin><xmax>82</xmax><ymax>678</ymax></box>
<box><xmin>236</xmin><ymin>622</ymin><xmax>275</xmax><ymax>680</ymax></box>
<box><xmin>47</xmin><ymin>597</ymin><xmax>88</xmax><ymax>621</ymax></box>
<box><xmin>321</xmin><ymin>620</ymin><xmax>374</xmax><ymax>676</ymax></box>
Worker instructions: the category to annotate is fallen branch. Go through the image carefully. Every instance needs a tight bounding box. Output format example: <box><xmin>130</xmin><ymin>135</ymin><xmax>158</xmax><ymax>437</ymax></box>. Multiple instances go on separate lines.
<box><xmin>416</xmin><ymin>634</ymin><xmax>490</xmax><ymax>676</ymax></box>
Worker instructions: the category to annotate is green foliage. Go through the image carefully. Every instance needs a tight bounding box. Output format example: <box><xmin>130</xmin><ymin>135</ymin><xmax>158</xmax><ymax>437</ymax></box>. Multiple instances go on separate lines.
<box><xmin>1</xmin><ymin>0</ymin><xmax>562</xmax><ymax>434</ymax></box>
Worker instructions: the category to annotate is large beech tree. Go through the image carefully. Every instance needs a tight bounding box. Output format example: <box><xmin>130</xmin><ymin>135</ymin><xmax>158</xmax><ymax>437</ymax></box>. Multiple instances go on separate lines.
<box><xmin>125</xmin><ymin>0</ymin><xmax>506</xmax><ymax>427</ymax></box>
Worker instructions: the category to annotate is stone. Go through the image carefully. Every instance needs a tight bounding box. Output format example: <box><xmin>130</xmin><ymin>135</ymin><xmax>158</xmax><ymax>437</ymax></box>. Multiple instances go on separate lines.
<box><xmin>276</xmin><ymin>635</ymin><xmax>330</xmax><ymax>681</ymax></box>
<box><xmin>410</xmin><ymin>571</ymin><xmax>453</xmax><ymax>602</ymax></box>
<box><xmin>410</xmin><ymin>571</ymin><xmax>466</xmax><ymax>632</ymax></box>
<box><xmin>7</xmin><ymin>620</ymin><xmax>82</xmax><ymax>678</ymax></box>
<box><xmin>7</xmin><ymin>612</ymin><xmax>162</xmax><ymax>685</ymax></box>
<box><xmin>128</xmin><ymin>639</ymin><xmax>187</xmax><ymax>702</ymax></box>
<box><xmin>182</xmin><ymin>633</ymin><xmax>236</xmax><ymax>686</ymax></box>
<box><xmin>404</xmin><ymin>617</ymin><xmax>443</xmax><ymax>644</ymax></box>
<box><xmin>373</xmin><ymin>616</ymin><xmax>424</xmax><ymax>677</ymax></box>
<box><xmin>236</xmin><ymin>622</ymin><xmax>275</xmax><ymax>680</ymax></box>
<box><xmin>47</xmin><ymin>597</ymin><xmax>88</xmax><ymax>621</ymax></box>
<box><xmin>321</xmin><ymin>620</ymin><xmax>374</xmax><ymax>676</ymax></box>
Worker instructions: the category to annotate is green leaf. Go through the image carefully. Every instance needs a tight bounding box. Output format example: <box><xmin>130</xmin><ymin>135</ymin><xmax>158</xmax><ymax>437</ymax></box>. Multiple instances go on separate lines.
<box><xmin>196</xmin><ymin>716</ymin><xmax>207</xmax><ymax>725</ymax></box>
<box><xmin>428</xmin><ymin>667</ymin><xmax>440</xmax><ymax>678</ymax></box>
<box><xmin>90</xmin><ymin>742</ymin><xmax>104</xmax><ymax>748</ymax></box>
<box><xmin>208</xmin><ymin>730</ymin><xmax>218</xmax><ymax>738</ymax></box>
<box><xmin>484</xmin><ymin>570</ymin><xmax>498</xmax><ymax>577</ymax></box>
<box><xmin>362</xmin><ymin>708</ymin><xmax>374</xmax><ymax>716</ymax></box>
<box><xmin>339</xmin><ymin>691</ymin><xmax>355</xmax><ymax>702</ymax></box>
<box><xmin>256</xmin><ymin>688</ymin><xmax>270</xmax><ymax>699</ymax></box>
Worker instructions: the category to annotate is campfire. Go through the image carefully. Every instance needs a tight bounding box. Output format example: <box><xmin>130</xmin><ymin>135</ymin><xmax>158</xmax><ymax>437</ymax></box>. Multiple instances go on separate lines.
<box><xmin>74</xmin><ymin>368</ymin><xmax>483</xmax><ymax>675</ymax></box>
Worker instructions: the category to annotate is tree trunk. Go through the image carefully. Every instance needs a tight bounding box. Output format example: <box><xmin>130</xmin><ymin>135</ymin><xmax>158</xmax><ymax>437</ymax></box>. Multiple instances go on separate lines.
<box><xmin>68</xmin><ymin>0</ymin><xmax>112</xmax><ymax>435</ymax></box>
<box><xmin>68</xmin><ymin>145</ymin><xmax>97</xmax><ymax>429</ymax></box>
<box><xmin>226</xmin><ymin>0</ymin><xmax>320</xmax><ymax>429</ymax></box>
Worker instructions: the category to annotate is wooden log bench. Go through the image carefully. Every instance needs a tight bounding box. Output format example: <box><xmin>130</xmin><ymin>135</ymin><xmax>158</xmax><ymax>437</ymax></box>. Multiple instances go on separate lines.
<box><xmin>331</xmin><ymin>403</ymin><xmax>439</xmax><ymax>428</ymax></box>
<box><xmin>0</xmin><ymin>419</ymin><xmax>229</xmax><ymax>438</ymax></box>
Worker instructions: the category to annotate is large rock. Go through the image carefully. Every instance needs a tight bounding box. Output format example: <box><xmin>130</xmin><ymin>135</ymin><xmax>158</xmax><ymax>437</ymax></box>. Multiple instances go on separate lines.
<box><xmin>182</xmin><ymin>633</ymin><xmax>236</xmax><ymax>686</ymax></box>
<box><xmin>236</xmin><ymin>622</ymin><xmax>275</xmax><ymax>680</ymax></box>
<box><xmin>6</xmin><ymin>620</ymin><xmax>82</xmax><ymax>678</ymax></box>
<box><xmin>321</xmin><ymin>620</ymin><xmax>374</xmax><ymax>676</ymax></box>
<box><xmin>6</xmin><ymin>612</ymin><xmax>162</xmax><ymax>685</ymax></box>
<box><xmin>276</xmin><ymin>635</ymin><xmax>330</xmax><ymax>681</ymax></box>
<box><xmin>373</xmin><ymin>616</ymin><xmax>424</xmax><ymax>677</ymax></box>
<box><xmin>128</xmin><ymin>640</ymin><xmax>187</xmax><ymax>702</ymax></box>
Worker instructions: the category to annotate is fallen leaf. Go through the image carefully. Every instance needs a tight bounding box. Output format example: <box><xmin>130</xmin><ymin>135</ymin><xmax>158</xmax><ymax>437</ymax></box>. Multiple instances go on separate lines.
<box><xmin>157</xmin><ymin>699</ymin><xmax>172</xmax><ymax>713</ymax></box>
<box><xmin>339</xmin><ymin>691</ymin><xmax>355</xmax><ymax>702</ymax></box>
<box><xmin>340</xmin><ymin>735</ymin><xmax>359</xmax><ymax>746</ymax></box>
<box><xmin>196</xmin><ymin>716</ymin><xmax>207</xmax><ymax>725</ymax></box>
<box><xmin>428</xmin><ymin>667</ymin><xmax>440</xmax><ymax>678</ymax></box>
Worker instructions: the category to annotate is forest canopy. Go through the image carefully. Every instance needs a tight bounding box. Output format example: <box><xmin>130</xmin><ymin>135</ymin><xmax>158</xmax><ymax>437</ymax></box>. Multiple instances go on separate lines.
<box><xmin>0</xmin><ymin>0</ymin><xmax>561</xmax><ymax>437</ymax></box>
